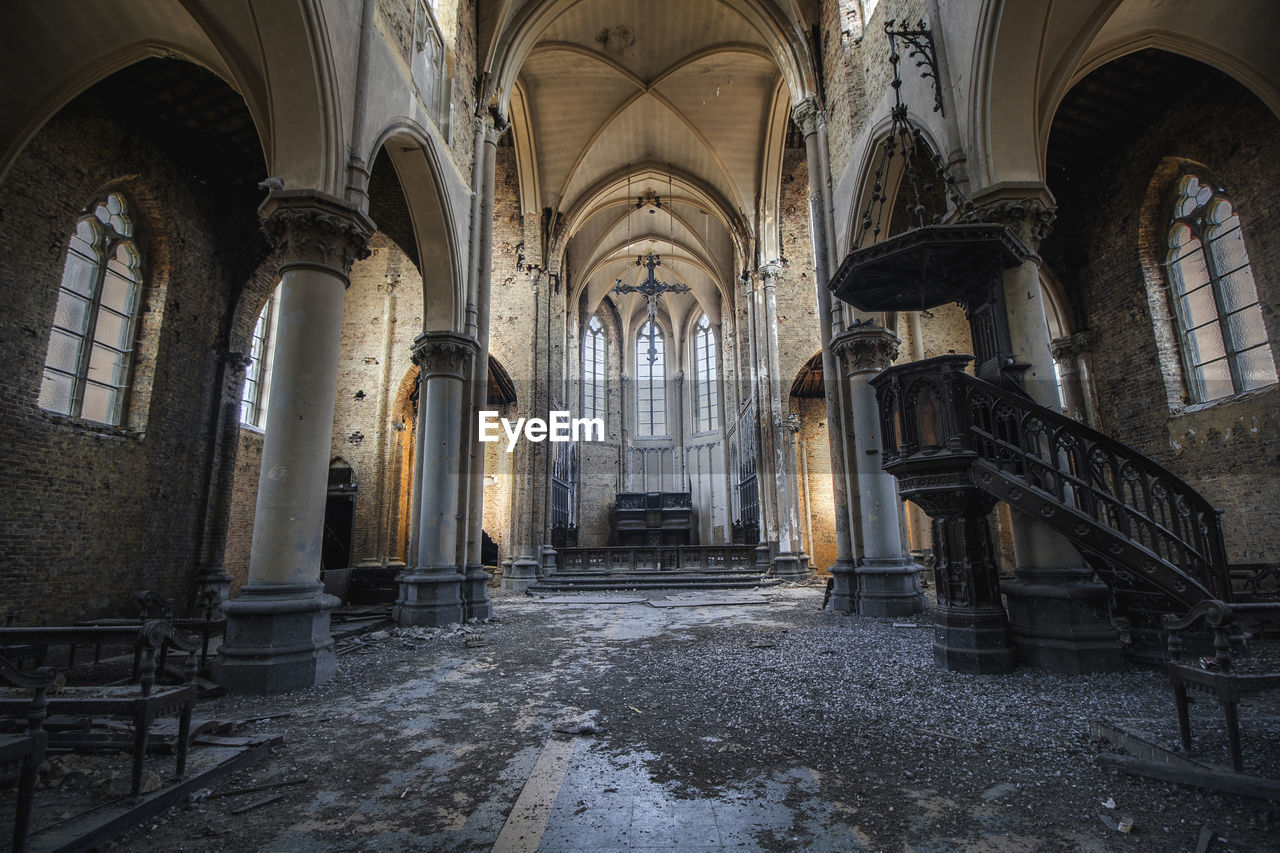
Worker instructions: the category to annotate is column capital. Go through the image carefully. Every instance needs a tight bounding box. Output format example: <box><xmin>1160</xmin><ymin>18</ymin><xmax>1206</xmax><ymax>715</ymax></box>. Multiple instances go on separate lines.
<box><xmin>412</xmin><ymin>330</ymin><xmax>479</xmax><ymax>378</ymax></box>
<box><xmin>790</xmin><ymin>97</ymin><xmax>823</xmax><ymax>136</ymax></box>
<box><xmin>758</xmin><ymin>260</ymin><xmax>783</xmax><ymax>288</ymax></box>
<box><xmin>968</xmin><ymin>183</ymin><xmax>1056</xmax><ymax>250</ymax></box>
<box><xmin>259</xmin><ymin>190</ymin><xmax>375</xmax><ymax>282</ymax></box>
<box><xmin>1050</xmin><ymin>330</ymin><xmax>1095</xmax><ymax>362</ymax></box>
<box><xmin>831</xmin><ymin>326</ymin><xmax>900</xmax><ymax>373</ymax></box>
<box><xmin>478</xmin><ymin>109</ymin><xmax>511</xmax><ymax>144</ymax></box>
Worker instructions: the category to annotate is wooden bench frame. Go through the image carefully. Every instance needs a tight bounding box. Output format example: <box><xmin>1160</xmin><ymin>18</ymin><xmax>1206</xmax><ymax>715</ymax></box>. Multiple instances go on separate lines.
<box><xmin>0</xmin><ymin>656</ymin><xmax>56</xmax><ymax>853</ymax></box>
<box><xmin>1164</xmin><ymin>599</ymin><xmax>1280</xmax><ymax>772</ymax></box>
<box><xmin>0</xmin><ymin>621</ymin><xmax>200</xmax><ymax>798</ymax></box>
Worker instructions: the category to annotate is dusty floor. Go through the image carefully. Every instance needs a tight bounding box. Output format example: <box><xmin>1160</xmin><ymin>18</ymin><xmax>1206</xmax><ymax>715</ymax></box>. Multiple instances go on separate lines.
<box><xmin>20</xmin><ymin>585</ymin><xmax>1280</xmax><ymax>851</ymax></box>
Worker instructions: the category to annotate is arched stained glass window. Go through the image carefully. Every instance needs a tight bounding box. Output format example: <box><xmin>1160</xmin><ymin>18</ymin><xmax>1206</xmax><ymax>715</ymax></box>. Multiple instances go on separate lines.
<box><xmin>636</xmin><ymin>320</ymin><xmax>666</xmax><ymax>437</ymax></box>
<box><xmin>582</xmin><ymin>315</ymin><xmax>605</xmax><ymax>421</ymax></box>
<box><xmin>39</xmin><ymin>193</ymin><xmax>143</xmax><ymax>425</ymax></box>
<box><xmin>1166</xmin><ymin>174</ymin><xmax>1276</xmax><ymax>401</ymax></box>
<box><xmin>241</xmin><ymin>285</ymin><xmax>282</xmax><ymax>428</ymax></box>
<box><xmin>693</xmin><ymin>314</ymin><xmax>719</xmax><ymax>432</ymax></box>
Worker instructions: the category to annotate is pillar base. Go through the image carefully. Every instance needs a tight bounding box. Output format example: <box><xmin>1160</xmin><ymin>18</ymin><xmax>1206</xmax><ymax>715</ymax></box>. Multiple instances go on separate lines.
<box><xmin>194</xmin><ymin>567</ymin><xmax>234</xmax><ymax>612</ymax></box>
<box><xmin>856</xmin><ymin>560</ymin><xmax>926</xmax><ymax>617</ymax></box>
<box><xmin>772</xmin><ymin>553</ymin><xmax>809</xmax><ymax>582</ymax></box>
<box><xmin>502</xmin><ymin>556</ymin><xmax>541</xmax><ymax>592</ymax></box>
<box><xmin>215</xmin><ymin>582</ymin><xmax>338</xmax><ymax>694</ymax></box>
<box><xmin>462</xmin><ymin>565</ymin><xmax>494</xmax><ymax>620</ymax></box>
<box><xmin>755</xmin><ymin>543</ymin><xmax>772</xmax><ymax>572</ymax></box>
<box><xmin>1001</xmin><ymin>566</ymin><xmax>1124</xmax><ymax>673</ymax></box>
<box><xmin>827</xmin><ymin>559</ymin><xmax>858</xmax><ymax>612</ymax></box>
<box><xmin>394</xmin><ymin>569</ymin><xmax>463</xmax><ymax>627</ymax></box>
<box><xmin>540</xmin><ymin>546</ymin><xmax>557</xmax><ymax>575</ymax></box>
<box><xmin>933</xmin><ymin>604</ymin><xmax>1017</xmax><ymax>674</ymax></box>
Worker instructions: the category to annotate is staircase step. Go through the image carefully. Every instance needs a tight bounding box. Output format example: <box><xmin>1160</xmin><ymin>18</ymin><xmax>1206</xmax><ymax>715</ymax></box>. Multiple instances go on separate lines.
<box><xmin>530</xmin><ymin>573</ymin><xmax>780</xmax><ymax>592</ymax></box>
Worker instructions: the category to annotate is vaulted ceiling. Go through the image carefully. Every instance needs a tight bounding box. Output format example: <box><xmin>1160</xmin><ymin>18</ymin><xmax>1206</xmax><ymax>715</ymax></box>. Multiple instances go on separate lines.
<box><xmin>509</xmin><ymin>0</ymin><xmax>794</xmax><ymax>330</ymax></box>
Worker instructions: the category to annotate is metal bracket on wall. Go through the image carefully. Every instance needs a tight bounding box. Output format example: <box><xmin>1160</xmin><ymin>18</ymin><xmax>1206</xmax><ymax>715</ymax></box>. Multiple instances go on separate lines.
<box><xmin>885</xmin><ymin>19</ymin><xmax>944</xmax><ymax>116</ymax></box>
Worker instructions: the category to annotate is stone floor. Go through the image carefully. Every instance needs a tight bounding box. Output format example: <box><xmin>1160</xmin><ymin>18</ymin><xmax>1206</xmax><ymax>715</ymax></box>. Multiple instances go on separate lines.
<box><xmin>24</xmin><ymin>586</ymin><xmax>1280</xmax><ymax>851</ymax></box>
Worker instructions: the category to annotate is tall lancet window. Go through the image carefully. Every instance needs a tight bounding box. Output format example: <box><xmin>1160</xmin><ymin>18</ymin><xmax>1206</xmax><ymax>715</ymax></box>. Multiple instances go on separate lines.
<box><xmin>636</xmin><ymin>320</ymin><xmax>666</xmax><ymax>437</ymax></box>
<box><xmin>582</xmin><ymin>315</ymin><xmax>606</xmax><ymax>420</ymax></box>
<box><xmin>241</xmin><ymin>285</ymin><xmax>282</xmax><ymax>428</ymax></box>
<box><xmin>39</xmin><ymin>192</ymin><xmax>143</xmax><ymax>425</ymax></box>
<box><xmin>1166</xmin><ymin>174</ymin><xmax>1276</xmax><ymax>401</ymax></box>
<box><xmin>693</xmin><ymin>314</ymin><xmax>719</xmax><ymax>432</ymax></box>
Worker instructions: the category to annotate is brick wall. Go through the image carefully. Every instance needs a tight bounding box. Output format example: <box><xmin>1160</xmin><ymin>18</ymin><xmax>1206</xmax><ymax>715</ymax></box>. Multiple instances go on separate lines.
<box><xmin>1043</xmin><ymin>85</ymin><xmax>1280</xmax><ymax>567</ymax></box>
<box><xmin>0</xmin><ymin>107</ymin><xmax>249</xmax><ymax>624</ymax></box>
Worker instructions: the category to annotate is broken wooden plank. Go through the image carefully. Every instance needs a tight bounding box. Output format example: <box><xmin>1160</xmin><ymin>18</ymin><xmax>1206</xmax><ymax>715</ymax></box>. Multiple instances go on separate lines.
<box><xmin>229</xmin><ymin>793</ymin><xmax>286</xmax><ymax>815</ymax></box>
<box><xmin>1089</xmin><ymin>720</ymin><xmax>1216</xmax><ymax>769</ymax></box>
<box><xmin>208</xmin><ymin>775</ymin><xmax>309</xmax><ymax>800</ymax></box>
<box><xmin>1099</xmin><ymin>753</ymin><xmax>1280</xmax><ymax>801</ymax></box>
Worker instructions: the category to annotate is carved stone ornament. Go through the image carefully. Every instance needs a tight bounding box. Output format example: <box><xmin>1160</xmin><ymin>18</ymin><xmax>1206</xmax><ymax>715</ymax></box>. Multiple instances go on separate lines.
<box><xmin>411</xmin><ymin>331</ymin><xmax>479</xmax><ymax>378</ymax></box>
<box><xmin>790</xmin><ymin>98</ymin><xmax>822</xmax><ymax>137</ymax></box>
<box><xmin>1049</xmin><ymin>330</ymin><xmax>1095</xmax><ymax>363</ymax></box>
<box><xmin>479</xmin><ymin>110</ymin><xmax>511</xmax><ymax>145</ymax></box>
<box><xmin>970</xmin><ymin>197</ymin><xmax>1056</xmax><ymax>249</ymax></box>
<box><xmin>831</xmin><ymin>327</ymin><xmax>900</xmax><ymax>372</ymax></box>
<box><xmin>758</xmin><ymin>260</ymin><xmax>783</xmax><ymax>287</ymax></box>
<box><xmin>259</xmin><ymin>191</ymin><xmax>375</xmax><ymax>282</ymax></box>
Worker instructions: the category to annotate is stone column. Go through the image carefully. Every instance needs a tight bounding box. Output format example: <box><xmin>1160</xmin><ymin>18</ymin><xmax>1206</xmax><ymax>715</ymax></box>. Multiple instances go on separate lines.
<box><xmin>193</xmin><ymin>350</ymin><xmax>252</xmax><ymax>611</ymax></box>
<box><xmin>461</xmin><ymin>113</ymin><xmax>507</xmax><ymax>619</ymax></box>
<box><xmin>395</xmin><ymin>331</ymin><xmax>477</xmax><ymax>626</ymax></box>
<box><xmin>794</xmin><ymin>97</ymin><xmax>858</xmax><ymax>606</ymax></box>
<box><xmin>1050</xmin><ymin>331</ymin><xmax>1098</xmax><ymax>427</ymax></box>
<box><xmin>976</xmin><ymin>189</ymin><xmax>1121</xmax><ymax>672</ymax></box>
<box><xmin>832</xmin><ymin>326</ymin><xmax>925</xmax><ymax>615</ymax></box>
<box><xmin>760</xmin><ymin>262</ymin><xmax>808</xmax><ymax>580</ymax></box>
<box><xmin>218</xmin><ymin>190</ymin><xmax>373</xmax><ymax>694</ymax></box>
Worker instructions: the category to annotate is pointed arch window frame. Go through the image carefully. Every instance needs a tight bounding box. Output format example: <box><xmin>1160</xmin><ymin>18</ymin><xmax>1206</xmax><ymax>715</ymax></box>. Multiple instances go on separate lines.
<box><xmin>39</xmin><ymin>192</ymin><xmax>144</xmax><ymax>426</ymax></box>
<box><xmin>692</xmin><ymin>314</ymin><xmax>720</xmax><ymax>433</ymax></box>
<box><xmin>241</xmin><ymin>284</ymin><xmax>283</xmax><ymax>429</ymax></box>
<box><xmin>636</xmin><ymin>319</ymin><xmax>667</xmax><ymax>437</ymax></box>
<box><xmin>581</xmin><ymin>315</ymin><xmax>607</xmax><ymax>422</ymax></box>
<box><xmin>1164</xmin><ymin>172</ymin><xmax>1276</xmax><ymax>403</ymax></box>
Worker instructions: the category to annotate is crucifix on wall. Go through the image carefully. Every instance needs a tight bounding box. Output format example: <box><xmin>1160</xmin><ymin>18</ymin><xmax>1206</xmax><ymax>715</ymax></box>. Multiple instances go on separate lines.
<box><xmin>613</xmin><ymin>253</ymin><xmax>690</xmax><ymax>364</ymax></box>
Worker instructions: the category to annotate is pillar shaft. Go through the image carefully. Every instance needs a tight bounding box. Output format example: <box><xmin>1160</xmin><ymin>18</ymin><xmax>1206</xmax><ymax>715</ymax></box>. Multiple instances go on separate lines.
<box><xmin>794</xmin><ymin>98</ymin><xmax>857</xmax><ymax>605</ymax></box>
<box><xmin>194</xmin><ymin>350</ymin><xmax>252</xmax><ymax>610</ymax></box>
<box><xmin>395</xmin><ymin>332</ymin><xmax>477</xmax><ymax>626</ymax></box>
<box><xmin>461</xmin><ymin>114</ymin><xmax>506</xmax><ymax>617</ymax></box>
<box><xmin>218</xmin><ymin>191</ymin><xmax>373</xmax><ymax>694</ymax></box>
<box><xmin>975</xmin><ymin>189</ymin><xmax>1121</xmax><ymax>672</ymax></box>
<box><xmin>833</xmin><ymin>327</ymin><xmax>924</xmax><ymax>615</ymax></box>
<box><xmin>760</xmin><ymin>263</ymin><xmax>808</xmax><ymax>581</ymax></box>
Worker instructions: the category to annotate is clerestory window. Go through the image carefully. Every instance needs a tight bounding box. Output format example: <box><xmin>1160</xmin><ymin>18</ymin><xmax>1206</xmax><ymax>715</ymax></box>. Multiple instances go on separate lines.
<box><xmin>693</xmin><ymin>314</ymin><xmax>719</xmax><ymax>432</ymax></box>
<box><xmin>39</xmin><ymin>193</ymin><xmax>143</xmax><ymax>425</ymax></box>
<box><xmin>1166</xmin><ymin>174</ymin><xmax>1276</xmax><ymax>402</ymax></box>
<box><xmin>636</xmin><ymin>320</ymin><xmax>666</xmax><ymax>437</ymax></box>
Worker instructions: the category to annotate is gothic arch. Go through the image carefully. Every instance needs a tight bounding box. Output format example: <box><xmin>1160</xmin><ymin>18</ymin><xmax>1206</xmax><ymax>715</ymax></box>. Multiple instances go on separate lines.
<box><xmin>0</xmin><ymin>0</ymin><xmax>341</xmax><ymax>193</ymax></box>
<box><xmin>366</xmin><ymin>125</ymin><xmax>467</xmax><ymax>332</ymax></box>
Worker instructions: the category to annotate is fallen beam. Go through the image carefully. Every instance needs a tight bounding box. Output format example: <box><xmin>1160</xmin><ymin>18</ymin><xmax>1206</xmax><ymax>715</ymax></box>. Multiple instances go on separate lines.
<box><xmin>1098</xmin><ymin>753</ymin><xmax>1280</xmax><ymax>801</ymax></box>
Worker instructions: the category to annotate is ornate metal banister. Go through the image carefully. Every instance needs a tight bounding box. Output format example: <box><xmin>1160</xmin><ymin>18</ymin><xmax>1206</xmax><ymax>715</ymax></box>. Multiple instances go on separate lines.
<box><xmin>872</xmin><ymin>355</ymin><xmax>1232</xmax><ymax>613</ymax></box>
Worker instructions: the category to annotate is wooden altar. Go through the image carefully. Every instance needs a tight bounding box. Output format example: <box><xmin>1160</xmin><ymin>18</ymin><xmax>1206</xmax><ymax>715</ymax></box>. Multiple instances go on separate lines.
<box><xmin>612</xmin><ymin>492</ymin><xmax>694</xmax><ymax>546</ymax></box>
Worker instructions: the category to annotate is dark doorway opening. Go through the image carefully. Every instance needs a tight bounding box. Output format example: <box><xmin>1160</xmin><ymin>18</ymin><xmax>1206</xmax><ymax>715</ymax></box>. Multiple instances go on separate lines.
<box><xmin>322</xmin><ymin>494</ymin><xmax>355</xmax><ymax>572</ymax></box>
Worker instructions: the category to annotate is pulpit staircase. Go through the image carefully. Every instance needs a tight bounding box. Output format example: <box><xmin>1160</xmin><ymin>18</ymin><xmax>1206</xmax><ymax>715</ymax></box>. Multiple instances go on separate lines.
<box><xmin>872</xmin><ymin>355</ymin><xmax>1233</xmax><ymax>656</ymax></box>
